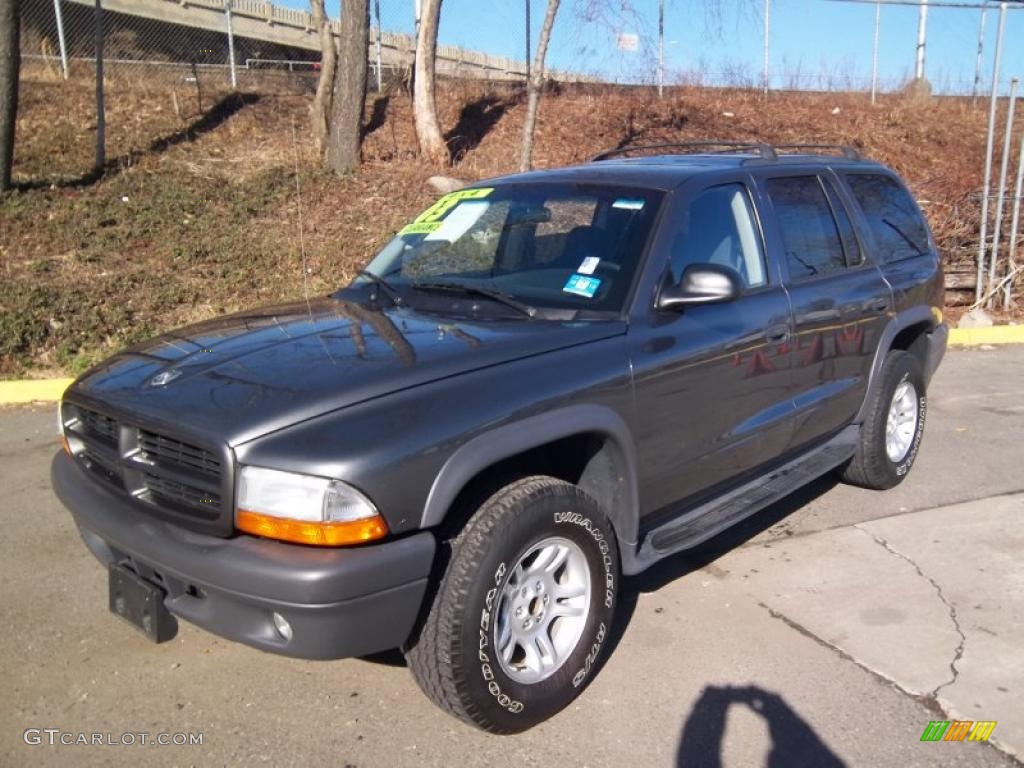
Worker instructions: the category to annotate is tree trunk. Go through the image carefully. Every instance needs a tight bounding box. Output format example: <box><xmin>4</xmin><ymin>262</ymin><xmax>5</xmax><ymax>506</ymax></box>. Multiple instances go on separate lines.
<box><xmin>325</xmin><ymin>0</ymin><xmax>368</xmax><ymax>174</ymax></box>
<box><xmin>413</xmin><ymin>0</ymin><xmax>448</xmax><ymax>165</ymax></box>
<box><xmin>519</xmin><ymin>0</ymin><xmax>559</xmax><ymax>172</ymax></box>
<box><xmin>0</xmin><ymin>0</ymin><xmax>19</xmax><ymax>190</ymax></box>
<box><xmin>310</xmin><ymin>0</ymin><xmax>337</xmax><ymax>156</ymax></box>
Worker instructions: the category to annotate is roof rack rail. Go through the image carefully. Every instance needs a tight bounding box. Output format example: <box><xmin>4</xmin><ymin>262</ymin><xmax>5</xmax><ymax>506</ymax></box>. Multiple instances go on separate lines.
<box><xmin>771</xmin><ymin>144</ymin><xmax>862</xmax><ymax>160</ymax></box>
<box><xmin>589</xmin><ymin>141</ymin><xmax>864</xmax><ymax>163</ymax></box>
<box><xmin>590</xmin><ymin>141</ymin><xmax>778</xmax><ymax>162</ymax></box>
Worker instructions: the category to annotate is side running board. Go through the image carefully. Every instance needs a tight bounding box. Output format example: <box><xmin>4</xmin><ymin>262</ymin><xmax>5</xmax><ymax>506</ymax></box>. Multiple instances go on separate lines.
<box><xmin>629</xmin><ymin>425</ymin><xmax>860</xmax><ymax>573</ymax></box>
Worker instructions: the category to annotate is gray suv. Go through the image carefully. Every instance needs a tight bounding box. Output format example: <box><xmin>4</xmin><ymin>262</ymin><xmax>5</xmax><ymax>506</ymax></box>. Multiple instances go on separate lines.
<box><xmin>53</xmin><ymin>142</ymin><xmax>947</xmax><ymax>733</ymax></box>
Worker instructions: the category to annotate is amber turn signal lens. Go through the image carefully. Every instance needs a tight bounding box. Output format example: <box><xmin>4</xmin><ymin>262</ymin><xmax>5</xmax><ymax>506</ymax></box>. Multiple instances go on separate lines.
<box><xmin>61</xmin><ymin>435</ymin><xmax>72</xmax><ymax>457</ymax></box>
<box><xmin>235</xmin><ymin>509</ymin><xmax>388</xmax><ymax>547</ymax></box>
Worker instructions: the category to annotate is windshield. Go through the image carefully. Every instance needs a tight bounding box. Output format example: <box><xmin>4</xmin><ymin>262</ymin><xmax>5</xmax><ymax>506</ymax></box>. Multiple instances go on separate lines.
<box><xmin>353</xmin><ymin>183</ymin><xmax>664</xmax><ymax>317</ymax></box>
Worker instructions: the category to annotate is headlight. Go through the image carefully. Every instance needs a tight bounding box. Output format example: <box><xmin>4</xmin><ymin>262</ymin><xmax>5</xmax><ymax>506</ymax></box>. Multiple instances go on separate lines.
<box><xmin>235</xmin><ymin>466</ymin><xmax>387</xmax><ymax>547</ymax></box>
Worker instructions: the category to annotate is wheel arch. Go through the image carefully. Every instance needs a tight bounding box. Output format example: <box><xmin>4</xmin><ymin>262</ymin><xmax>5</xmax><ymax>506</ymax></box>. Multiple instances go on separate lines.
<box><xmin>421</xmin><ymin>405</ymin><xmax>641</xmax><ymax>552</ymax></box>
<box><xmin>855</xmin><ymin>306</ymin><xmax>938</xmax><ymax>424</ymax></box>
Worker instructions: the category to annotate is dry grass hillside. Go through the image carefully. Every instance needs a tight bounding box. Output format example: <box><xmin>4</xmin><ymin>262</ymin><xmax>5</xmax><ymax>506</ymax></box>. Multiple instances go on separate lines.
<box><xmin>1</xmin><ymin>75</ymin><xmax>992</xmax><ymax>375</ymax></box>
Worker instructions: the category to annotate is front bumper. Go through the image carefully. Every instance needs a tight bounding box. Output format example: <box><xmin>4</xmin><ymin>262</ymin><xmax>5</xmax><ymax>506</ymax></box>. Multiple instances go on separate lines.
<box><xmin>52</xmin><ymin>452</ymin><xmax>436</xmax><ymax>660</ymax></box>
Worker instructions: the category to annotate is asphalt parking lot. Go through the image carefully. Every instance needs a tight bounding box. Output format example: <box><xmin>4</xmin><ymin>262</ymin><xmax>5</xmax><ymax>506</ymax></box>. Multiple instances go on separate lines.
<box><xmin>2</xmin><ymin>345</ymin><xmax>1022</xmax><ymax>768</ymax></box>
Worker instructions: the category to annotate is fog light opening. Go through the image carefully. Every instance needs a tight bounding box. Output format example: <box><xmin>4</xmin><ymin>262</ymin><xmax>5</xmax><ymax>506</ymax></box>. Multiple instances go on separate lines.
<box><xmin>272</xmin><ymin>612</ymin><xmax>293</xmax><ymax>642</ymax></box>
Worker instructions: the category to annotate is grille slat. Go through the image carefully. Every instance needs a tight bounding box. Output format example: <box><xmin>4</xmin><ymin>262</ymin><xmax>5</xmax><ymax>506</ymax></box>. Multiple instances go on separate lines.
<box><xmin>77</xmin><ymin>409</ymin><xmax>118</xmax><ymax>446</ymax></box>
<box><xmin>143</xmin><ymin>473</ymin><xmax>221</xmax><ymax>520</ymax></box>
<box><xmin>69</xmin><ymin>406</ymin><xmax>226</xmax><ymax>529</ymax></box>
<box><xmin>138</xmin><ymin>430</ymin><xmax>221</xmax><ymax>478</ymax></box>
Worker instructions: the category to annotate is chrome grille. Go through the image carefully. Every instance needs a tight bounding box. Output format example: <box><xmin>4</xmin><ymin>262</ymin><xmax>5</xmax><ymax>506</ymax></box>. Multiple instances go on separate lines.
<box><xmin>138</xmin><ymin>430</ymin><xmax>221</xmax><ymax>478</ymax></box>
<box><xmin>142</xmin><ymin>472</ymin><xmax>221</xmax><ymax>520</ymax></box>
<box><xmin>78</xmin><ymin>408</ymin><xmax>118</xmax><ymax>446</ymax></box>
<box><xmin>64</xmin><ymin>404</ymin><xmax>229</xmax><ymax>535</ymax></box>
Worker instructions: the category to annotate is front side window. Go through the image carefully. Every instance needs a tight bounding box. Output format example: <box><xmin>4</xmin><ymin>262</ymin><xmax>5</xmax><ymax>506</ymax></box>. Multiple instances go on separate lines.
<box><xmin>845</xmin><ymin>174</ymin><xmax>930</xmax><ymax>262</ymax></box>
<box><xmin>671</xmin><ymin>183</ymin><xmax>767</xmax><ymax>288</ymax></box>
<box><xmin>765</xmin><ymin>176</ymin><xmax>846</xmax><ymax>281</ymax></box>
<box><xmin>356</xmin><ymin>183</ymin><xmax>664</xmax><ymax>316</ymax></box>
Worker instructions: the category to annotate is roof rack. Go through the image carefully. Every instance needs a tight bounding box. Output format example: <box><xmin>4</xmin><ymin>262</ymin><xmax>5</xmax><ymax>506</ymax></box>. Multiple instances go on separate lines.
<box><xmin>589</xmin><ymin>141</ymin><xmax>862</xmax><ymax>163</ymax></box>
<box><xmin>590</xmin><ymin>142</ymin><xmax>778</xmax><ymax>162</ymax></box>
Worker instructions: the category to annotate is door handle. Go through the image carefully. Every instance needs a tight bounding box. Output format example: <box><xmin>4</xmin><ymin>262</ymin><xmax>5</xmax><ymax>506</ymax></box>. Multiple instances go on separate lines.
<box><xmin>867</xmin><ymin>298</ymin><xmax>889</xmax><ymax>313</ymax></box>
<box><xmin>765</xmin><ymin>324</ymin><xmax>791</xmax><ymax>344</ymax></box>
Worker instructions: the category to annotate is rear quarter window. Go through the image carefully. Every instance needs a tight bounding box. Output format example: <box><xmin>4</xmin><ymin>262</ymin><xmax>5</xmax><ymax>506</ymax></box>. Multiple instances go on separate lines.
<box><xmin>845</xmin><ymin>174</ymin><xmax>931</xmax><ymax>263</ymax></box>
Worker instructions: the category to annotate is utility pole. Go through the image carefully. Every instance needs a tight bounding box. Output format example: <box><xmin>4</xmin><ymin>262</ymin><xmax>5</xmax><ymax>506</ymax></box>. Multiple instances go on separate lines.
<box><xmin>762</xmin><ymin>0</ymin><xmax>770</xmax><ymax>96</ymax></box>
<box><xmin>871</xmin><ymin>0</ymin><xmax>880</xmax><ymax>104</ymax></box>
<box><xmin>525</xmin><ymin>0</ymin><xmax>531</xmax><ymax>84</ymax></box>
<box><xmin>972</xmin><ymin>3</ymin><xmax>987</xmax><ymax>105</ymax></box>
<box><xmin>658</xmin><ymin>0</ymin><xmax>664</xmax><ymax>98</ymax></box>
<box><xmin>225</xmin><ymin>0</ymin><xmax>237</xmax><ymax>89</ymax></box>
<box><xmin>915</xmin><ymin>0</ymin><xmax>928</xmax><ymax>81</ymax></box>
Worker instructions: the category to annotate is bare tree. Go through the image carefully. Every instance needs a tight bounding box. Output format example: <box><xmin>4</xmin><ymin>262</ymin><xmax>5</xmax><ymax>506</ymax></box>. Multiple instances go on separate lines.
<box><xmin>0</xmin><ymin>0</ymin><xmax>19</xmax><ymax>189</ymax></box>
<box><xmin>325</xmin><ymin>0</ymin><xmax>369</xmax><ymax>173</ymax></box>
<box><xmin>413</xmin><ymin>0</ymin><xmax>448</xmax><ymax>165</ymax></box>
<box><xmin>520</xmin><ymin>0</ymin><xmax>560</xmax><ymax>172</ymax></box>
<box><xmin>309</xmin><ymin>0</ymin><xmax>337</xmax><ymax>156</ymax></box>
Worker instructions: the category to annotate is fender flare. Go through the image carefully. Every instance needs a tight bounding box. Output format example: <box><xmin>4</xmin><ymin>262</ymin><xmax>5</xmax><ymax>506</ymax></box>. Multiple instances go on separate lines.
<box><xmin>420</xmin><ymin>404</ymin><xmax>641</xmax><ymax>550</ymax></box>
<box><xmin>854</xmin><ymin>305</ymin><xmax>937</xmax><ymax>424</ymax></box>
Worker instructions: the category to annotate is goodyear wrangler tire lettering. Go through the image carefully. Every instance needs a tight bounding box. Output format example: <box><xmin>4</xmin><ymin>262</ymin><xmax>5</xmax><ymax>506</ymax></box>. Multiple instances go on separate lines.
<box><xmin>405</xmin><ymin>476</ymin><xmax>620</xmax><ymax>734</ymax></box>
<box><xmin>840</xmin><ymin>351</ymin><xmax>927</xmax><ymax>491</ymax></box>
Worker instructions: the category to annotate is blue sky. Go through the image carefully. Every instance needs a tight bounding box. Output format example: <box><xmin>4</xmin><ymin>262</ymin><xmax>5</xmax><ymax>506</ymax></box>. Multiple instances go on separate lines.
<box><xmin>282</xmin><ymin>1</ymin><xmax>1024</xmax><ymax>93</ymax></box>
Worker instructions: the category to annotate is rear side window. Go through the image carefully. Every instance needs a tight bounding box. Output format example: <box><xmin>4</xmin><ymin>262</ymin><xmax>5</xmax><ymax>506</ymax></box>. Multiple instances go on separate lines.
<box><xmin>845</xmin><ymin>174</ymin><xmax>930</xmax><ymax>262</ymax></box>
<box><xmin>765</xmin><ymin>176</ymin><xmax>846</xmax><ymax>280</ymax></box>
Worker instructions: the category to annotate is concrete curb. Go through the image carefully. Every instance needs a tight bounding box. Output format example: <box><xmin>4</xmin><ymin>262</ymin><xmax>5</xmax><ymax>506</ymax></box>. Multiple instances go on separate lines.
<box><xmin>0</xmin><ymin>379</ymin><xmax>73</xmax><ymax>406</ymax></box>
<box><xmin>0</xmin><ymin>326</ymin><xmax>1020</xmax><ymax>404</ymax></box>
<box><xmin>948</xmin><ymin>325</ymin><xmax>1024</xmax><ymax>346</ymax></box>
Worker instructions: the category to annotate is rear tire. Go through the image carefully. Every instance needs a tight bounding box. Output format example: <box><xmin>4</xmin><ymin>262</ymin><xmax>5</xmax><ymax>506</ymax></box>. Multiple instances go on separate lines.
<box><xmin>841</xmin><ymin>350</ymin><xmax>926</xmax><ymax>490</ymax></box>
<box><xmin>405</xmin><ymin>476</ymin><xmax>619</xmax><ymax>734</ymax></box>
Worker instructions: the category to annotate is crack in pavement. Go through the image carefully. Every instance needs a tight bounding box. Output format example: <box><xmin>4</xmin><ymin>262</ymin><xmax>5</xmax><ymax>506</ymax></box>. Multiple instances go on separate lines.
<box><xmin>760</xmin><ymin>601</ymin><xmax>1024</xmax><ymax>767</ymax></box>
<box><xmin>852</xmin><ymin>525</ymin><xmax>966</xmax><ymax>701</ymax></box>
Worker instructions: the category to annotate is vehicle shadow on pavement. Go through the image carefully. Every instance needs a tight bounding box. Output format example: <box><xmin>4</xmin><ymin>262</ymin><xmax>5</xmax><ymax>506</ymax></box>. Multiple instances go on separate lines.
<box><xmin>604</xmin><ymin>474</ymin><xmax>839</xmax><ymax>667</ymax></box>
<box><xmin>676</xmin><ymin>685</ymin><xmax>847</xmax><ymax>768</ymax></box>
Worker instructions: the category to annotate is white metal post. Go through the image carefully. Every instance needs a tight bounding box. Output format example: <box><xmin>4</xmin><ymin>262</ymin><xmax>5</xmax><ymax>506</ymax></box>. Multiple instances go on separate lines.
<box><xmin>977</xmin><ymin>2</ymin><xmax>1007</xmax><ymax>303</ymax></box>
<box><xmin>988</xmin><ymin>77</ymin><xmax>1018</xmax><ymax>307</ymax></box>
<box><xmin>52</xmin><ymin>0</ymin><xmax>69</xmax><ymax>79</ymax></box>
<box><xmin>972</xmin><ymin>4</ymin><xmax>987</xmax><ymax>105</ymax></box>
<box><xmin>225</xmin><ymin>0</ymin><xmax>237</xmax><ymax>89</ymax></box>
<box><xmin>762</xmin><ymin>0</ymin><xmax>770</xmax><ymax>96</ymax></box>
<box><xmin>871</xmin><ymin>0</ymin><xmax>880</xmax><ymax>104</ymax></box>
<box><xmin>374</xmin><ymin>0</ymin><xmax>383</xmax><ymax>91</ymax></box>
<box><xmin>658</xmin><ymin>0</ymin><xmax>664</xmax><ymax>98</ymax></box>
<box><xmin>915</xmin><ymin>0</ymin><xmax>928</xmax><ymax>82</ymax></box>
<box><xmin>1004</xmin><ymin>128</ymin><xmax>1024</xmax><ymax>308</ymax></box>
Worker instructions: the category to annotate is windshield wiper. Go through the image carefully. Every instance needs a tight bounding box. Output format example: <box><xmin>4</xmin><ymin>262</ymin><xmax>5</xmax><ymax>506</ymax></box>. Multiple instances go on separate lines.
<box><xmin>411</xmin><ymin>281</ymin><xmax>537</xmax><ymax>318</ymax></box>
<box><xmin>355</xmin><ymin>269</ymin><xmax>403</xmax><ymax>306</ymax></box>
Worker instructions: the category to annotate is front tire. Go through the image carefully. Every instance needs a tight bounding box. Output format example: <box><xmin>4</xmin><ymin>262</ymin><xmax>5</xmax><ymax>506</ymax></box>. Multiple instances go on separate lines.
<box><xmin>405</xmin><ymin>476</ymin><xmax>619</xmax><ymax>734</ymax></box>
<box><xmin>841</xmin><ymin>350</ymin><xmax>927</xmax><ymax>490</ymax></box>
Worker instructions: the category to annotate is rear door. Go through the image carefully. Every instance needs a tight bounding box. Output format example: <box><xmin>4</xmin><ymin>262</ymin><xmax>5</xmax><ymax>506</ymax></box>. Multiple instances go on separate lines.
<box><xmin>755</xmin><ymin>170</ymin><xmax>893</xmax><ymax>451</ymax></box>
<box><xmin>628</xmin><ymin>175</ymin><xmax>795</xmax><ymax>516</ymax></box>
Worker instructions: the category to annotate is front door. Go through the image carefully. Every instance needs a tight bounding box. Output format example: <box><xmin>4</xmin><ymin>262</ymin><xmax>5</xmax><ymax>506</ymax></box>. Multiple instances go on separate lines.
<box><xmin>629</xmin><ymin>178</ymin><xmax>795</xmax><ymax>518</ymax></box>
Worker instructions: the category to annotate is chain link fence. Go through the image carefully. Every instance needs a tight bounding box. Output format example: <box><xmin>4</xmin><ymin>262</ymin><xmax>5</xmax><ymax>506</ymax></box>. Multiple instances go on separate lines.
<box><xmin>19</xmin><ymin>0</ymin><xmax>1024</xmax><ymax>96</ymax></box>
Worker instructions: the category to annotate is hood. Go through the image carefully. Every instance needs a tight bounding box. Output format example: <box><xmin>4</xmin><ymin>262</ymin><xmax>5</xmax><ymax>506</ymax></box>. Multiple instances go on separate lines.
<box><xmin>68</xmin><ymin>297</ymin><xmax>626</xmax><ymax>446</ymax></box>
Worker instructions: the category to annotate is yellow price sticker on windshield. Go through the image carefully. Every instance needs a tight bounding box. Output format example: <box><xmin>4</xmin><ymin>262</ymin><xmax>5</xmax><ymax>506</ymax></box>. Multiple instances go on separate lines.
<box><xmin>399</xmin><ymin>187</ymin><xmax>494</xmax><ymax>237</ymax></box>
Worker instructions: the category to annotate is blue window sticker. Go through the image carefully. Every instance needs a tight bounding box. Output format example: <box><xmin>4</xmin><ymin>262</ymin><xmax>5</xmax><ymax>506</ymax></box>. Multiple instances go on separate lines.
<box><xmin>612</xmin><ymin>198</ymin><xmax>645</xmax><ymax>211</ymax></box>
<box><xmin>563</xmin><ymin>274</ymin><xmax>602</xmax><ymax>298</ymax></box>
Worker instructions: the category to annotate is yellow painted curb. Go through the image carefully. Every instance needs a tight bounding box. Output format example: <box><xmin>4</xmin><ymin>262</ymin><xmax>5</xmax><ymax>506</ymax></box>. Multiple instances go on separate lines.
<box><xmin>948</xmin><ymin>325</ymin><xmax>1024</xmax><ymax>346</ymax></box>
<box><xmin>0</xmin><ymin>379</ymin><xmax>74</xmax><ymax>405</ymax></box>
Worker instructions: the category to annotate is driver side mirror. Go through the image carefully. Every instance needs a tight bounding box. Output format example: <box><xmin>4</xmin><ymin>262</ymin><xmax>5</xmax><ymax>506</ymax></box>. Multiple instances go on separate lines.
<box><xmin>657</xmin><ymin>264</ymin><xmax>743</xmax><ymax>311</ymax></box>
